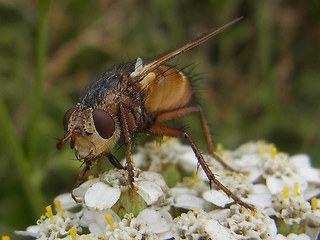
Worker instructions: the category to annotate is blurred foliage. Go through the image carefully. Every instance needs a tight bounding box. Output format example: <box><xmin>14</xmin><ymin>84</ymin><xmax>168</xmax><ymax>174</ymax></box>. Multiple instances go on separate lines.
<box><xmin>0</xmin><ymin>0</ymin><xmax>319</xmax><ymax>237</ymax></box>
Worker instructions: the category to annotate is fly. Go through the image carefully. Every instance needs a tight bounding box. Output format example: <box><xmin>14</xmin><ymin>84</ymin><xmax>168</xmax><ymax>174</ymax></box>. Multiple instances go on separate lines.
<box><xmin>57</xmin><ymin>17</ymin><xmax>254</xmax><ymax>211</ymax></box>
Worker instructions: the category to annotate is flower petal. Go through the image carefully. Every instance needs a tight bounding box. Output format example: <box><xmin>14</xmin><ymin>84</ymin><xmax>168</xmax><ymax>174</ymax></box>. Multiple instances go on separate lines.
<box><xmin>300</xmin><ymin>168</ymin><xmax>320</xmax><ymax>183</ymax></box>
<box><xmin>266</xmin><ymin>176</ymin><xmax>286</xmax><ymax>194</ymax></box>
<box><xmin>138</xmin><ymin>171</ymin><xmax>167</xmax><ymax>189</ymax></box>
<box><xmin>136</xmin><ymin>209</ymin><xmax>172</xmax><ymax>233</ymax></box>
<box><xmin>54</xmin><ymin>193</ymin><xmax>78</xmax><ymax>210</ymax></box>
<box><xmin>205</xmin><ymin>219</ymin><xmax>235</xmax><ymax>239</ymax></box>
<box><xmin>246</xmin><ymin>184</ymin><xmax>272</xmax><ymax>208</ymax></box>
<box><xmin>174</xmin><ymin>194</ymin><xmax>208</xmax><ymax>209</ymax></box>
<box><xmin>84</xmin><ymin>182</ymin><xmax>121</xmax><ymax>210</ymax></box>
<box><xmin>203</xmin><ymin>190</ymin><xmax>233</xmax><ymax>207</ymax></box>
<box><xmin>15</xmin><ymin>226</ymin><xmax>40</xmax><ymax>238</ymax></box>
<box><xmin>291</xmin><ymin>154</ymin><xmax>312</xmax><ymax>168</ymax></box>
<box><xmin>135</xmin><ymin>180</ymin><xmax>163</xmax><ymax>205</ymax></box>
<box><xmin>73</xmin><ymin>178</ymin><xmax>100</xmax><ymax>201</ymax></box>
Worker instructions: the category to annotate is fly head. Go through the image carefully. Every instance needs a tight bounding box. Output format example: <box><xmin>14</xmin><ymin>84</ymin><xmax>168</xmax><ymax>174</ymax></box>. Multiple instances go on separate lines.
<box><xmin>57</xmin><ymin>105</ymin><xmax>120</xmax><ymax>159</ymax></box>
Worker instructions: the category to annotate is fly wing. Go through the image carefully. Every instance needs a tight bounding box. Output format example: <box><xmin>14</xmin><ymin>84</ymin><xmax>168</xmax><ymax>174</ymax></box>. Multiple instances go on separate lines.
<box><xmin>136</xmin><ymin>17</ymin><xmax>243</xmax><ymax>82</ymax></box>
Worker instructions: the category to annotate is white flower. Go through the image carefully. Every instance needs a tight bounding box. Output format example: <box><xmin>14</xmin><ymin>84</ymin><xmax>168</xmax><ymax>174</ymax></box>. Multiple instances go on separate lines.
<box><xmin>79</xmin><ymin>208</ymin><xmax>120</xmax><ymax>235</ymax></box>
<box><xmin>171</xmin><ymin>208</ymin><xmax>236</xmax><ymax>239</ymax></box>
<box><xmin>135</xmin><ymin>171</ymin><xmax>171</xmax><ymax>206</ymax></box>
<box><xmin>16</xmin><ymin>206</ymin><xmax>81</xmax><ymax>240</ymax></box>
<box><xmin>263</xmin><ymin>154</ymin><xmax>311</xmax><ymax>199</ymax></box>
<box><xmin>271</xmin><ymin>190</ymin><xmax>312</xmax><ymax>224</ymax></box>
<box><xmin>266</xmin><ymin>174</ymin><xmax>307</xmax><ymax>195</ymax></box>
<box><xmin>136</xmin><ymin>209</ymin><xmax>172</xmax><ymax>234</ymax></box>
<box><xmin>16</xmin><ymin>140</ymin><xmax>320</xmax><ymax>240</ymax></box>
<box><xmin>171</xmin><ymin>187</ymin><xmax>211</xmax><ymax>210</ymax></box>
<box><xmin>54</xmin><ymin>193</ymin><xmax>78</xmax><ymax>210</ymax></box>
<box><xmin>261</xmin><ymin>149</ymin><xmax>320</xmax><ymax>201</ymax></box>
<box><xmin>290</xmin><ymin>155</ymin><xmax>320</xmax><ymax>184</ymax></box>
<box><xmin>306</xmin><ymin>208</ymin><xmax>320</xmax><ymax>227</ymax></box>
<box><xmin>203</xmin><ymin>173</ymin><xmax>272</xmax><ymax>209</ymax></box>
<box><xmin>84</xmin><ymin>182</ymin><xmax>121</xmax><ymax>210</ymax></box>
<box><xmin>72</xmin><ymin>178</ymin><xmax>100</xmax><ymax>202</ymax></box>
<box><xmin>15</xmin><ymin>225</ymin><xmax>40</xmax><ymax>238</ymax></box>
<box><xmin>211</xmin><ymin>204</ymin><xmax>277</xmax><ymax>239</ymax></box>
<box><xmin>224</xmin><ymin>141</ymin><xmax>265</xmax><ymax>176</ymax></box>
<box><xmin>92</xmin><ymin>210</ymin><xmax>172</xmax><ymax>239</ymax></box>
<box><xmin>132</xmin><ymin>138</ymin><xmax>198</xmax><ymax>173</ymax></box>
<box><xmin>72</xmin><ymin>169</ymin><xmax>171</xmax><ymax>211</ymax></box>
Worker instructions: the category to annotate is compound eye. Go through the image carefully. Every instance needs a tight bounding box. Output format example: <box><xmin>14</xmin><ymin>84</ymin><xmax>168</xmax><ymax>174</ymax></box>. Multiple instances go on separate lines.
<box><xmin>63</xmin><ymin>108</ymin><xmax>76</xmax><ymax>131</ymax></box>
<box><xmin>92</xmin><ymin>109</ymin><xmax>115</xmax><ymax>139</ymax></box>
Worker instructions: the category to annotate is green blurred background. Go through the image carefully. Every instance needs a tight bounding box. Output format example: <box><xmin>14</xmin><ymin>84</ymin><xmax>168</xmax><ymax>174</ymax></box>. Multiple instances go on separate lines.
<box><xmin>0</xmin><ymin>0</ymin><xmax>319</xmax><ymax>237</ymax></box>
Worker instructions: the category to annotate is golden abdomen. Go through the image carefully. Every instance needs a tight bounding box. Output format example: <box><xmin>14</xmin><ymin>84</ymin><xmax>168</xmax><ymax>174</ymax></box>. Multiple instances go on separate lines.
<box><xmin>141</xmin><ymin>65</ymin><xmax>192</xmax><ymax>113</ymax></box>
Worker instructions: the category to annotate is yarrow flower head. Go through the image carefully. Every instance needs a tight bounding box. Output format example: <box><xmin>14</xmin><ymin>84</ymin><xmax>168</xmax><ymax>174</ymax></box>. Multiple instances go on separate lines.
<box><xmin>16</xmin><ymin>139</ymin><xmax>320</xmax><ymax>239</ymax></box>
<box><xmin>15</xmin><ymin>200</ymin><xmax>81</xmax><ymax>240</ymax></box>
<box><xmin>171</xmin><ymin>208</ymin><xmax>236</xmax><ymax>239</ymax></box>
<box><xmin>271</xmin><ymin>185</ymin><xmax>312</xmax><ymax>225</ymax></box>
<box><xmin>211</xmin><ymin>204</ymin><xmax>277</xmax><ymax>239</ymax></box>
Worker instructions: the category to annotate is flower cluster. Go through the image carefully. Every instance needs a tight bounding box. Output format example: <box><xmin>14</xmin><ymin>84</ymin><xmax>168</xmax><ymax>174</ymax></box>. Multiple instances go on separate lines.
<box><xmin>16</xmin><ymin>139</ymin><xmax>320</xmax><ymax>239</ymax></box>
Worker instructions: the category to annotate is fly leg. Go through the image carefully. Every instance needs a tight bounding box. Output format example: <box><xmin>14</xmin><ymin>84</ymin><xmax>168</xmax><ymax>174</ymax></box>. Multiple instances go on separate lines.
<box><xmin>71</xmin><ymin>155</ymin><xmax>123</xmax><ymax>203</ymax></box>
<box><xmin>71</xmin><ymin>160</ymin><xmax>91</xmax><ymax>203</ymax></box>
<box><xmin>107</xmin><ymin>153</ymin><xmax>124</xmax><ymax>169</ymax></box>
<box><xmin>149</xmin><ymin>124</ymin><xmax>254</xmax><ymax>211</ymax></box>
<box><xmin>155</xmin><ymin>105</ymin><xmax>235</xmax><ymax>171</ymax></box>
<box><xmin>119</xmin><ymin>103</ymin><xmax>135</xmax><ymax>189</ymax></box>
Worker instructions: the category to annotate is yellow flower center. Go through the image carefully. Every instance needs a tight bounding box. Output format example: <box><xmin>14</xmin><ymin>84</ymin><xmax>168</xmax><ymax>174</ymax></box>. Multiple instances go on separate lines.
<box><xmin>70</xmin><ymin>227</ymin><xmax>77</xmax><ymax>240</ymax></box>
<box><xmin>311</xmin><ymin>198</ymin><xmax>318</xmax><ymax>211</ymax></box>
<box><xmin>270</xmin><ymin>144</ymin><xmax>277</xmax><ymax>159</ymax></box>
<box><xmin>45</xmin><ymin>205</ymin><xmax>53</xmax><ymax>221</ymax></box>
<box><xmin>105</xmin><ymin>214</ymin><xmax>114</xmax><ymax>230</ymax></box>
<box><xmin>283</xmin><ymin>186</ymin><xmax>289</xmax><ymax>199</ymax></box>
<box><xmin>294</xmin><ymin>182</ymin><xmax>299</xmax><ymax>197</ymax></box>
<box><xmin>54</xmin><ymin>200</ymin><xmax>65</xmax><ymax>218</ymax></box>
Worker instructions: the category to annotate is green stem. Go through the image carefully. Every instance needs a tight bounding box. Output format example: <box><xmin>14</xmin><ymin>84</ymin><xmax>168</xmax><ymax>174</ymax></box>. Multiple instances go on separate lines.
<box><xmin>0</xmin><ymin>98</ymin><xmax>45</xmax><ymax>217</ymax></box>
<box><xmin>28</xmin><ymin>0</ymin><xmax>51</xmax><ymax>161</ymax></box>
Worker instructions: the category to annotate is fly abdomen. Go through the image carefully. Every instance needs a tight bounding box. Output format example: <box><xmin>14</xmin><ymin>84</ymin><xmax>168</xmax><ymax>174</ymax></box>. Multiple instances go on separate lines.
<box><xmin>141</xmin><ymin>65</ymin><xmax>193</xmax><ymax>113</ymax></box>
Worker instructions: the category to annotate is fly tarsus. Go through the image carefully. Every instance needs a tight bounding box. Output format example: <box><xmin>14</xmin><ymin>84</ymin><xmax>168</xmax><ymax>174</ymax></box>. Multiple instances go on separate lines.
<box><xmin>124</xmin><ymin>161</ymin><xmax>136</xmax><ymax>189</ymax></box>
<box><xmin>207</xmin><ymin>172</ymin><xmax>255</xmax><ymax>212</ymax></box>
<box><xmin>71</xmin><ymin>161</ymin><xmax>92</xmax><ymax>203</ymax></box>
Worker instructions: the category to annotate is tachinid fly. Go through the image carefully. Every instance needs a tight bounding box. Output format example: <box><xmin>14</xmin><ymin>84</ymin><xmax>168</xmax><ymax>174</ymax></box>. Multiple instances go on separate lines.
<box><xmin>57</xmin><ymin>17</ymin><xmax>254</xmax><ymax>211</ymax></box>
